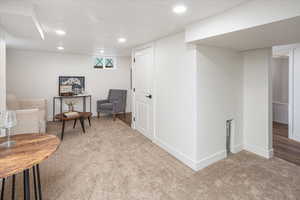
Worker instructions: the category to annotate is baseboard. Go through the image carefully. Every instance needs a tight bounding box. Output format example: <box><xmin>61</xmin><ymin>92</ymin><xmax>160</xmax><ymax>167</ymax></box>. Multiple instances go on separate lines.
<box><xmin>231</xmin><ymin>144</ymin><xmax>243</xmax><ymax>153</ymax></box>
<box><xmin>153</xmin><ymin>137</ymin><xmax>198</xmax><ymax>171</ymax></box>
<box><xmin>273</xmin><ymin>120</ymin><xmax>288</xmax><ymax>125</ymax></box>
<box><xmin>290</xmin><ymin>135</ymin><xmax>300</xmax><ymax>143</ymax></box>
<box><xmin>244</xmin><ymin>144</ymin><xmax>273</xmax><ymax>159</ymax></box>
<box><xmin>194</xmin><ymin>150</ymin><xmax>227</xmax><ymax>171</ymax></box>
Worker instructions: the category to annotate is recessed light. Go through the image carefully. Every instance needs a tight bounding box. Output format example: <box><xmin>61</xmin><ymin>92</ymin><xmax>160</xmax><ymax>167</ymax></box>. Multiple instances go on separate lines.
<box><xmin>55</xmin><ymin>30</ymin><xmax>66</xmax><ymax>36</ymax></box>
<box><xmin>173</xmin><ymin>5</ymin><xmax>187</xmax><ymax>14</ymax></box>
<box><xmin>57</xmin><ymin>46</ymin><xmax>64</xmax><ymax>50</ymax></box>
<box><xmin>118</xmin><ymin>37</ymin><xmax>127</xmax><ymax>43</ymax></box>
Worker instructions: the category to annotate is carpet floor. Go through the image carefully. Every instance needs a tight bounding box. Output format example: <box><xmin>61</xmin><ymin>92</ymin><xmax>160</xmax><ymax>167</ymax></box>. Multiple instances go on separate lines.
<box><xmin>4</xmin><ymin>117</ymin><xmax>300</xmax><ymax>200</ymax></box>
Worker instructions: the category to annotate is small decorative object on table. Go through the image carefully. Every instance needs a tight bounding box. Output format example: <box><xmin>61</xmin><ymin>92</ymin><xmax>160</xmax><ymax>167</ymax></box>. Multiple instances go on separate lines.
<box><xmin>0</xmin><ymin>110</ymin><xmax>17</xmax><ymax>148</ymax></box>
<box><xmin>64</xmin><ymin>98</ymin><xmax>79</xmax><ymax>112</ymax></box>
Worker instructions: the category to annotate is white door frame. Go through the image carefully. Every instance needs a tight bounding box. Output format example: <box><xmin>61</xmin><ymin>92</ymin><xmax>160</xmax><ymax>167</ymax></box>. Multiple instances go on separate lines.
<box><xmin>131</xmin><ymin>43</ymin><xmax>156</xmax><ymax>140</ymax></box>
<box><xmin>288</xmin><ymin>49</ymin><xmax>294</xmax><ymax>140</ymax></box>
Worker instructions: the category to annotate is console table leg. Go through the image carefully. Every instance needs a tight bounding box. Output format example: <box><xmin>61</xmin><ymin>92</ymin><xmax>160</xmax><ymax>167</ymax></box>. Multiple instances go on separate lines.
<box><xmin>23</xmin><ymin>169</ymin><xmax>30</xmax><ymax>200</ymax></box>
<box><xmin>83</xmin><ymin>97</ymin><xmax>86</xmax><ymax>112</ymax></box>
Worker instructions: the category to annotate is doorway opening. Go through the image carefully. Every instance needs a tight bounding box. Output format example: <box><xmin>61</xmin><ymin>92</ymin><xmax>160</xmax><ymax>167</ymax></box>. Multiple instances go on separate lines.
<box><xmin>272</xmin><ymin>45</ymin><xmax>300</xmax><ymax>166</ymax></box>
<box><xmin>272</xmin><ymin>54</ymin><xmax>289</xmax><ymax>136</ymax></box>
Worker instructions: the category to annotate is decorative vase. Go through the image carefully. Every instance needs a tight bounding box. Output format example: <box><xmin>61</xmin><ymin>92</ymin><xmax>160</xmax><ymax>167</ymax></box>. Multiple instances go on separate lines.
<box><xmin>68</xmin><ymin>105</ymin><xmax>74</xmax><ymax>112</ymax></box>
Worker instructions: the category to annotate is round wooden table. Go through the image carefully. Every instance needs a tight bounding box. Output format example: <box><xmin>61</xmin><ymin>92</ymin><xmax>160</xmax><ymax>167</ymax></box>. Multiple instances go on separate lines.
<box><xmin>0</xmin><ymin>134</ymin><xmax>60</xmax><ymax>200</ymax></box>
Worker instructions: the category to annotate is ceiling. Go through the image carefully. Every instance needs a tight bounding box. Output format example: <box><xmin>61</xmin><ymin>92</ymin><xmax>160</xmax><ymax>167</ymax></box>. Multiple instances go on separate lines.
<box><xmin>195</xmin><ymin>16</ymin><xmax>300</xmax><ymax>52</ymax></box>
<box><xmin>0</xmin><ymin>0</ymin><xmax>249</xmax><ymax>56</ymax></box>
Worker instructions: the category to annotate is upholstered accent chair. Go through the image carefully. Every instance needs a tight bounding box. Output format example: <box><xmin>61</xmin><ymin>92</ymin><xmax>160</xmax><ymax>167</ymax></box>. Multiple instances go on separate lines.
<box><xmin>97</xmin><ymin>89</ymin><xmax>127</xmax><ymax>120</ymax></box>
<box><xmin>6</xmin><ymin>93</ymin><xmax>48</xmax><ymax>134</ymax></box>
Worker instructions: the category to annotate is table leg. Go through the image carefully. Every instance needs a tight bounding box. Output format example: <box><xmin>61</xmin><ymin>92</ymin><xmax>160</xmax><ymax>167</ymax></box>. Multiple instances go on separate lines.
<box><xmin>33</xmin><ymin>166</ymin><xmax>38</xmax><ymax>200</ymax></box>
<box><xmin>53</xmin><ymin>98</ymin><xmax>55</xmax><ymax>122</ymax></box>
<box><xmin>23</xmin><ymin>169</ymin><xmax>30</xmax><ymax>200</ymax></box>
<box><xmin>80</xmin><ymin>118</ymin><xmax>85</xmax><ymax>133</ymax></box>
<box><xmin>83</xmin><ymin>97</ymin><xmax>86</xmax><ymax>112</ymax></box>
<box><xmin>73</xmin><ymin>119</ymin><xmax>77</xmax><ymax>128</ymax></box>
<box><xmin>1</xmin><ymin>178</ymin><xmax>5</xmax><ymax>200</ymax></box>
<box><xmin>11</xmin><ymin>175</ymin><xmax>16</xmax><ymax>200</ymax></box>
<box><xmin>89</xmin><ymin>96</ymin><xmax>91</xmax><ymax>113</ymax></box>
<box><xmin>61</xmin><ymin>120</ymin><xmax>65</xmax><ymax>141</ymax></box>
<box><xmin>88</xmin><ymin>117</ymin><xmax>91</xmax><ymax>126</ymax></box>
<box><xmin>37</xmin><ymin>165</ymin><xmax>42</xmax><ymax>200</ymax></box>
<box><xmin>60</xmin><ymin>98</ymin><xmax>63</xmax><ymax>116</ymax></box>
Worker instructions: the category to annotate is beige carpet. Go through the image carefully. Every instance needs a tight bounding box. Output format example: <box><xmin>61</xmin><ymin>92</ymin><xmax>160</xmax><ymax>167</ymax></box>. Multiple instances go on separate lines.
<box><xmin>5</xmin><ymin>117</ymin><xmax>300</xmax><ymax>200</ymax></box>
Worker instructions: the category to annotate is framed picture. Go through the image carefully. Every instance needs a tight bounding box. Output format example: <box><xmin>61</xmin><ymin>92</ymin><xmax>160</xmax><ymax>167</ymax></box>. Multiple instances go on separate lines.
<box><xmin>59</xmin><ymin>76</ymin><xmax>85</xmax><ymax>96</ymax></box>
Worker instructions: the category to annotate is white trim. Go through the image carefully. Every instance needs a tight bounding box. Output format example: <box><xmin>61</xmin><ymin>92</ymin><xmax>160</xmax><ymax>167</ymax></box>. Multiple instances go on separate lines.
<box><xmin>194</xmin><ymin>150</ymin><xmax>227</xmax><ymax>171</ymax></box>
<box><xmin>131</xmin><ymin>51</ymin><xmax>136</xmax><ymax>130</ymax></box>
<box><xmin>290</xmin><ymin>135</ymin><xmax>300</xmax><ymax>142</ymax></box>
<box><xmin>231</xmin><ymin>144</ymin><xmax>243</xmax><ymax>153</ymax></box>
<box><xmin>244</xmin><ymin>144</ymin><xmax>273</xmax><ymax>159</ymax></box>
<box><xmin>273</xmin><ymin>119</ymin><xmax>288</xmax><ymax>125</ymax></box>
<box><xmin>154</xmin><ymin>136</ymin><xmax>230</xmax><ymax>171</ymax></box>
<box><xmin>289</xmin><ymin>49</ymin><xmax>293</xmax><ymax>134</ymax></box>
<box><xmin>153</xmin><ymin>137</ymin><xmax>197</xmax><ymax>171</ymax></box>
<box><xmin>272</xmin><ymin>101</ymin><xmax>288</xmax><ymax>106</ymax></box>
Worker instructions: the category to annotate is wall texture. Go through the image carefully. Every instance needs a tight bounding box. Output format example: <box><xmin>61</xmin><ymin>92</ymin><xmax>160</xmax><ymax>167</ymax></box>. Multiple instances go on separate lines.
<box><xmin>243</xmin><ymin>48</ymin><xmax>273</xmax><ymax>158</ymax></box>
<box><xmin>6</xmin><ymin>49</ymin><xmax>131</xmax><ymax>120</ymax></box>
<box><xmin>196</xmin><ymin>45</ymin><xmax>243</xmax><ymax>169</ymax></box>
<box><xmin>272</xmin><ymin>57</ymin><xmax>289</xmax><ymax>124</ymax></box>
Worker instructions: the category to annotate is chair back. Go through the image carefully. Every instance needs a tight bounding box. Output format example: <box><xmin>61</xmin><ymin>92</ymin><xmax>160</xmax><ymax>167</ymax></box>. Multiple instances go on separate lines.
<box><xmin>108</xmin><ymin>89</ymin><xmax>127</xmax><ymax>113</ymax></box>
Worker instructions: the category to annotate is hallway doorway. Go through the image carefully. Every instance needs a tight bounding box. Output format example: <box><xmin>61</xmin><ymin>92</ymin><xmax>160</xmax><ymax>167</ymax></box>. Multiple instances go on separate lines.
<box><xmin>272</xmin><ymin>47</ymin><xmax>300</xmax><ymax>166</ymax></box>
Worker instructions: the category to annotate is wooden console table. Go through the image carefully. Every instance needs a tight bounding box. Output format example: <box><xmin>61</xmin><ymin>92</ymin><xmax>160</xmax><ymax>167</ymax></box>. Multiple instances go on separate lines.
<box><xmin>0</xmin><ymin>134</ymin><xmax>60</xmax><ymax>200</ymax></box>
<box><xmin>53</xmin><ymin>95</ymin><xmax>92</xmax><ymax>121</ymax></box>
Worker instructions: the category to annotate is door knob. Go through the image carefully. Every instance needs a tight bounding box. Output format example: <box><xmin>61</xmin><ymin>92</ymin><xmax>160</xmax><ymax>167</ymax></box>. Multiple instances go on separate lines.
<box><xmin>145</xmin><ymin>94</ymin><xmax>152</xmax><ymax>99</ymax></box>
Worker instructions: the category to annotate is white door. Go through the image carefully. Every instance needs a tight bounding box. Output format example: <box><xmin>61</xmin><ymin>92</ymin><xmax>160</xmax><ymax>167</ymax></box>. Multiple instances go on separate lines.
<box><xmin>132</xmin><ymin>47</ymin><xmax>154</xmax><ymax>140</ymax></box>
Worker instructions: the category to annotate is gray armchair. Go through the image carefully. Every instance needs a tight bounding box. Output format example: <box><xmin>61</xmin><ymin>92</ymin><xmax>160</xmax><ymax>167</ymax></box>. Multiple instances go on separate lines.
<box><xmin>97</xmin><ymin>89</ymin><xmax>127</xmax><ymax>120</ymax></box>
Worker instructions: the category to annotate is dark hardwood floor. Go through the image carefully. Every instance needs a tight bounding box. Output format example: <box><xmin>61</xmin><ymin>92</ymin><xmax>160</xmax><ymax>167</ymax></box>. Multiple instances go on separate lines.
<box><xmin>273</xmin><ymin>122</ymin><xmax>300</xmax><ymax>166</ymax></box>
<box><xmin>116</xmin><ymin>113</ymin><xmax>132</xmax><ymax>126</ymax></box>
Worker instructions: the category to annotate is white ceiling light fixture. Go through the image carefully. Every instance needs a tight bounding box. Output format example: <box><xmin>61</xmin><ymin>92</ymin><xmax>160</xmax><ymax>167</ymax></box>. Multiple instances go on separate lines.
<box><xmin>57</xmin><ymin>46</ymin><xmax>64</xmax><ymax>50</ymax></box>
<box><xmin>55</xmin><ymin>30</ymin><xmax>66</xmax><ymax>36</ymax></box>
<box><xmin>118</xmin><ymin>37</ymin><xmax>127</xmax><ymax>43</ymax></box>
<box><xmin>173</xmin><ymin>4</ymin><xmax>187</xmax><ymax>14</ymax></box>
<box><xmin>100</xmin><ymin>49</ymin><xmax>105</xmax><ymax>54</ymax></box>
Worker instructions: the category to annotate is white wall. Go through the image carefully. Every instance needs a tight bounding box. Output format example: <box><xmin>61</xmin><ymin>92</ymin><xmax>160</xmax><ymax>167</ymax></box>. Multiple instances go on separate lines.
<box><xmin>272</xmin><ymin>57</ymin><xmax>289</xmax><ymax>124</ymax></box>
<box><xmin>243</xmin><ymin>48</ymin><xmax>273</xmax><ymax>158</ymax></box>
<box><xmin>0</xmin><ymin>28</ymin><xmax>6</xmax><ymax>137</ymax></box>
<box><xmin>6</xmin><ymin>49</ymin><xmax>131</xmax><ymax>120</ymax></box>
<box><xmin>196</xmin><ymin>45</ymin><xmax>243</xmax><ymax>169</ymax></box>
<box><xmin>186</xmin><ymin>0</ymin><xmax>300</xmax><ymax>43</ymax></box>
<box><xmin>152</xmin><ymin>33</ymin><xmax>198</xmax><ymax>169</ymax></box>
<box><xmin>0</xmin><ymin>36</ymin><xmax>5</xmax><ymax>111</ymax></box>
